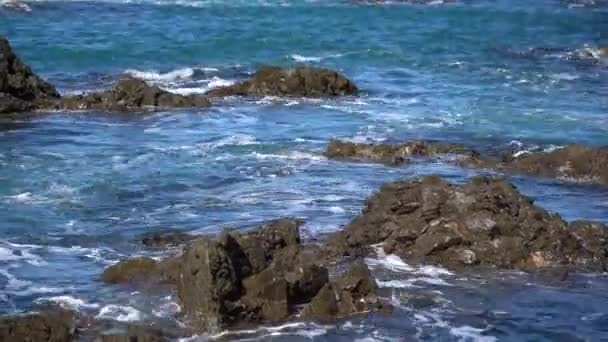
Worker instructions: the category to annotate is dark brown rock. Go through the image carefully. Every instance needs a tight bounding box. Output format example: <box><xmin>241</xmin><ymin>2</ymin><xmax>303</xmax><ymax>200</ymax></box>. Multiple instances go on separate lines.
<box><xmin>59</xmin><ymin>77</ymin><xmax>211</xmax><ymax>112</ymax></box>
<box><xmin>0</xmin><ymin>309</ymin><xmax>76</xmax><ymax>342</ymax></box>
<box><xmin>207</xmin><ymin>66</ymin><xmax>358</xmax><ymax>98</ymax></box>
<box><xmin>502</xmin><ymin>145</ymin><xmax>608</xmax><ymax>185</ymax></box>
<box><xmin>325</xmin><ymin>139</ymin><xmax>479</xmax><ymax>165</ymax></box>
<box><xmin>228</xmin><ymin>218</ymin><xmax>302</xmax><ymax>276</ymax></box>
<box><xmin>326</xmin><ymin>176</ymin><xmax>608</xmax><ymax>271</ymax></box>
<box><xmin>0</xmin><ymin>37</ymin><xmax>60</xmax><ymax>114</ymax></box>
<box><xmin>302</xmin><ymin>261</ymin><xmax>386</xmax><ymax>322</ymax></box>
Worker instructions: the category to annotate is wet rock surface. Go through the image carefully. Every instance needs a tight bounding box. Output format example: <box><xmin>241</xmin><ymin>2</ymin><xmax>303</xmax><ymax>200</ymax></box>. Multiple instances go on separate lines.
<box><xmin>325</xmin><ymin>139</ymin><xmax>479</xmax><ymax>165</ymax></box>
<box><xmin>206</xmin><ymin>66</ymin><xmax>358</xmax><ymax>98</ymax></box>
<box><xmin>0</xmin><ymin>309</ymin><xmax>76</xmax><ymax>342</ymax></box>
<box><xmin>58</xmin><ymin>77</ymin><xmax>212</xmax><ymax>112</ymax></box>
<box><xmin>0</xmin><ymin>37</ymin><xmax>60</xmax><ymax>114</ymax></box>
<box><xmin>326</xmin><ymin>176</ymin><xmax>608</xmax><ymax>271</ymax></box>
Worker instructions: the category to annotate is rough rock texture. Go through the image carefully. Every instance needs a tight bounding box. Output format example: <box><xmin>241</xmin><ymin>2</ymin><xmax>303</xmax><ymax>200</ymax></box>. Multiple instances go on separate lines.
<box><xmin>175</xmin><ymin>219</ymin><xmax>335</xmax><ymax>332</ymax></box>
<box><xmin>0</xmin><ymin>37</ymin><xmax>60</xmax><ymax>114</ymax></box>
<box><xmin>94</xmin><ymin>324</ymin><xmax>173</xmax><ymax>342</ymax></box>
<box><xmin>102</xmin><ymin>256</ymin><xmax>180</xmax><ymax>285</ymax></box>
<box><xmin>327</xmin><ymin>176</ymin><xmax>608</xmax><ymax>271</ymax></box>
<box><xmin>325</xmin><ymin>139</ymin><xmax>479</xmax><ymax>165</ymax></box>
<box><xmin>59</xmin><ymin>77</ymin><xmax>211</xmax><ymax>112</ymax></box>
<box><xmin>206</xmin><ymin>66</ymin><xmax>358</xmax><ymax>98</ymax></box>
<box><xmin>141</xmin><ymin>232</ymin><xmax>197</xmax><ymax>248</ymax></box>
<box><xmin>0</xmin><ymin>309</ymin><xmax>76</xmax><ymax>342</ymax></box>
<box><xmin>301</xmin><ymin>261</ymin><xmax>384</xmax><ymax>322</ymax></box>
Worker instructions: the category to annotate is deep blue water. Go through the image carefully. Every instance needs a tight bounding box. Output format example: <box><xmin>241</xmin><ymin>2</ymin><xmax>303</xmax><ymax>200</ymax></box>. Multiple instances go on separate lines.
<box><xmin>1</xmin><ymin>0</ymin><xmax>608</xmax><ymax>341</ymax></box>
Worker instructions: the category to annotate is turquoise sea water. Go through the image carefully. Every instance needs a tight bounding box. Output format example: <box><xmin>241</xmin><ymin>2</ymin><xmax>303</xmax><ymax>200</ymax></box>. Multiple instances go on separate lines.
<box><xmin>1</xmin><ymin>1</ymin><xmax>608</xmax><ymax>340</ymax></box>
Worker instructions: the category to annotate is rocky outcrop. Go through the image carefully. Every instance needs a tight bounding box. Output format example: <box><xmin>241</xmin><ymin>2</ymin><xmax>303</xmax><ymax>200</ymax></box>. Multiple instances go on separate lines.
<box><xmin>175</xmin><ymin>219</ymin><xmax>332</xmax><ymax>332</ymax></box>
<box><xmin>206</xmin><ymin>66</ymin><xmax>358</xmax><ymax>98</ymax></box>
<box><xmin>0</xmin><ymin>309</ymin><xmax>76</xmax><ymax>342</ymax></box>
<box><xmin>326</xmin><ymin>176</ymin><xmax>608</xmax><ymax>272</ymax></box>
<box><xmin>492</xmin><ymin>145</ymin><xmax>608</xmax><ymax>185</ymax></box>
<box><xmin>58</xmin><ymin>77</ymin><xmax>211</xmax><ymax>112</ymax></box>
<box><xmin>325</xmin><ymin>139</ymin><xmax>479</xmax><ymax>165</ymax></box>
<box><xmin>0</xmin><ymin>37</ymin><xmax>60</xmax><ymax>114</ymax></box>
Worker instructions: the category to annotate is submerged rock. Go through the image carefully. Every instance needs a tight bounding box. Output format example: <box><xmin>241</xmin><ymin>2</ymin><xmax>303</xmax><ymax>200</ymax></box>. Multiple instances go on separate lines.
<box><xmin>325</xmin><ymin>139</ymin><xmax>478</xmax><ymax>165</ymax></box>
<box><xmin>58</xmin><ymin>77</ymin><xmax>212</xmax><ymax>112</ymax></box>
<box><xmin>326</xmin><ymin>176</ymin><xmax>608</xmax><ymax>272</ymax></box>
<box><xmin>206</xmin><ymin>66</ymin><xmax>358</xmax><ymax>98</ymax></box>
<box><xmin>0</xmin><ymin>37</ymin><xmax>60</xmax><ymax>114</ymax></box>
<box><xmin>0</xmin><ymin>309</ymin><xmax>76</xmax><ymax>342</ymax></box>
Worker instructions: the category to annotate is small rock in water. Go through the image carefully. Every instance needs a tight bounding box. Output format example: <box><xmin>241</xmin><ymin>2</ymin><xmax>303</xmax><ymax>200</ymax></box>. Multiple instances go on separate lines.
<box><xmin>325</xmin><ymin>139</ymin><xmax>480</xmax><ymax>165</ymax></box>
<box><xmin>206</xmin><ymin>66</ymin><xmax>358</xmax><ymax>98</ymax></box>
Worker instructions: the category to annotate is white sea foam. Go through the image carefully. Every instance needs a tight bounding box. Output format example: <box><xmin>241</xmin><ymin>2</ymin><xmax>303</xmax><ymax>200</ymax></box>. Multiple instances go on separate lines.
<box><xmin>289</xmin><ymin>52</ymin><xmax>345</xmax><ymax>63</ymax></box>
<box><xmin>36</xmin><ymin>296</ymin><xmax>100</xmax><ymax>310</ymax></box>
<box><xmin>97</xmin><ymin>305</ymin><xmax>143</xmax><ymax>322</ymax></box>
<box><xmin>449</xmin><ymin>325</ymin><xmax>497</xmax><ymax>342</ymax></box>
<box><xmin>366</xmin><ymin>253</ymin><xmax>414</xmax><ymax>272</ymax></box>
<box><xmin>251</xmin><ymin>151</ymin><xmax>327</xmax><ymax>162</ymax></box>
<box><xmin>125</xmin><ymin>67</ymin><xmax>195</xmax><ymax>82</ymax></box>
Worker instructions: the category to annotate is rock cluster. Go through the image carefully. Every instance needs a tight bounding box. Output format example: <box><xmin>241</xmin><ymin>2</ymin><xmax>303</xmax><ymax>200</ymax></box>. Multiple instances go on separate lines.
<box><xmin>206</xmin><ymin>66</ymin><xmax>358</xmax><ymax>98</ymax></box>
<box><xmin>103</xmin><ymin>219</ymin><xmax>386</xmax><ymax>333</ymax></box>
<box><xmin>57</xmin><ymin>78</ymin><xmax>212</xmax><ymax>112</ymax></box>
<box><xmin>326</xmin><ymin>176</ymin><xmax>608</xmax><ymax>271</ymax></box>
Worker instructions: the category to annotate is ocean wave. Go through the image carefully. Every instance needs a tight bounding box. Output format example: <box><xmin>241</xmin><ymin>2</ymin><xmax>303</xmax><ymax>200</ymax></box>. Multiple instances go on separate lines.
<box><xmin>125</xmin><ymin>67</ymin><xmax>196</xmax><ymax>82</ymax></box>
<box><xmin>97</xmin><ymin>304</ymin><xmax>143</xmax><ymax>322</ymax></box>
<box><xmin>36</xmin><ymin>295</ymin><xmax>100</xmax><ymax>311</ymax></box>
<box><xmin>288</xmin><ymin>52</ymin><xmax>345</xmax><ymax>63</ymax></box>
<box><xmin>449</xmin><ymin>325</ymin><xmax>497</xmax><ymax>342</ymax></box>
